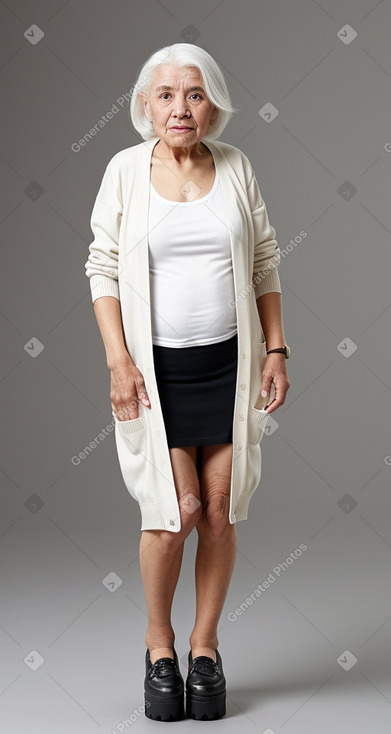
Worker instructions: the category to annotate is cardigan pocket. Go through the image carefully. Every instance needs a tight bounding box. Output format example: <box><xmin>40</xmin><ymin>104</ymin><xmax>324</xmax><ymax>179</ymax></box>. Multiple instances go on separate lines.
<box><xmin>111</xmin><ymin>409</ymin><xmax>148</xmax><ymax>506</ymax></box>
<box><xmin>248</xmin><ymin>407</ymin><xmax>270</xmax><ymax>445</ymax></box>
<box><xmin>112</xmin><ymin>410</ymin><xmax>146</xmax><ymax>455</ymax></box>
<box><xmin>248</xmin><ymin>336</ymin><xmax>272</xmax><ymax>444</ymax></box>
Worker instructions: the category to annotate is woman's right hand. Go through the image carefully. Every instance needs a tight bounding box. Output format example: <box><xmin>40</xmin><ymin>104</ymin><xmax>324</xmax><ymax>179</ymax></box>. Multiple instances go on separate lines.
<box><xmin>110</xmin><ymin>360</ymin><xmax>151</xmax><ymax>421</ymax></box>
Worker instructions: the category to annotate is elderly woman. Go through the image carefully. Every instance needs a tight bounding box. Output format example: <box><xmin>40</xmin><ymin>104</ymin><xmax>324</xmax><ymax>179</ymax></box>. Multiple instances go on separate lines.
<box><xmin>85</xmin><ymin>43</ymin><xmax>290</xmax><ymax>721</ymax></box>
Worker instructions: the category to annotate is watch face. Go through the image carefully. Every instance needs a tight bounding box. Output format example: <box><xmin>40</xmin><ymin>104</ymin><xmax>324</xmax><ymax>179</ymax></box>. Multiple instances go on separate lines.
<box><xmin>286</xmin><ymin>345</ymin><xmax>290</xmax><ymax>358</ymax></box>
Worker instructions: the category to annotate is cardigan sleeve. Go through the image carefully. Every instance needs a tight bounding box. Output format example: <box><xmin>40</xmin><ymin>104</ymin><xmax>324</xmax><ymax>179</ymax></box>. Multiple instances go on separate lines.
<box><xmin>84</xmin><ymin>158</ymin><xmax>122</xmax><ymax>303</ymax></box>
<box><xmin>247</xmin><ymin>166</ymin><xmax>282</xmax><ymax>299</ymax></box>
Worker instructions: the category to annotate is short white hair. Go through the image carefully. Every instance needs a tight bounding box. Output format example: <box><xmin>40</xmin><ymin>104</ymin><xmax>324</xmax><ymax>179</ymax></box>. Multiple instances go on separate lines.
<box><xmin>129</xmin><ymin>43</ymin><xmax>240</xmax><ymax>141</ymax></box>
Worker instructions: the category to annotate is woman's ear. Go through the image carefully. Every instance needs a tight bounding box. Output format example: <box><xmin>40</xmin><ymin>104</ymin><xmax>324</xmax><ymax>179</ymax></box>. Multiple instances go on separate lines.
<box><xmin>138</xmin><ymin>92</ymin><xmax>151</xmax><ymax>120</ymax></box>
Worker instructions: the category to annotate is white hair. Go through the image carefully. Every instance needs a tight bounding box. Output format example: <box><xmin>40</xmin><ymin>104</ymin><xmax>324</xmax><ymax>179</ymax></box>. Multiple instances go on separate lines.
<box><xmin>129</xmin><ymin>43</ymin><xmax>240</xmax><ymax>141</ymax></box>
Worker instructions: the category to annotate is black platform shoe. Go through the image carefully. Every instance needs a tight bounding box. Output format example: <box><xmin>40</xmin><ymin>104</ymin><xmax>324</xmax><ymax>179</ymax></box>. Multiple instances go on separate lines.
<box><xmin>144</xmin><ymin>646</ymin><xmax>184</xmax><ymax>721</ymax></box>
<box><xmin>186</xmin><ymin>648</ymin><xmax>226</xmax><ymax>720</ymax></box>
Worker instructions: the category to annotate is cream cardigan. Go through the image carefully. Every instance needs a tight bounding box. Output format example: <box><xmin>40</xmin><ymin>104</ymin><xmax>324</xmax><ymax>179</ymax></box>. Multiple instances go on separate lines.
<box><xmin>85</xmin><ymin>135</ymin><xmax>282</xmax><ymax>532</ymax></box>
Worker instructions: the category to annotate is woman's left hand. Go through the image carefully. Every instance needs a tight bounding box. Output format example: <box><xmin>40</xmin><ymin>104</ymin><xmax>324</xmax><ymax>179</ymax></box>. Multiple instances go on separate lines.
<box><xmin>260</xmin><ymin>353</ymin><xmax>290</xmax><ymax>414</ymax></box>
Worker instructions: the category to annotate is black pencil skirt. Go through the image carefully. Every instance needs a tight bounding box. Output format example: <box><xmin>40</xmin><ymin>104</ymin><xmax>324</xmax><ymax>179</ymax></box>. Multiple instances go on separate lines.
<box><xmin>152</xmin><ymin>332</ymin><xmax>238</xmax><ymax>448</ymax></box>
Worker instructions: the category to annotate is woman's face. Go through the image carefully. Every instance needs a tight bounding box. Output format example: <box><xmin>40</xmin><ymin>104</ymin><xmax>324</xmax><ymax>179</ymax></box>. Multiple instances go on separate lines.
<box><xmin>141</xmin><ymin>64</ymin><xmax>217</xmax><ymax>147</ymax></box>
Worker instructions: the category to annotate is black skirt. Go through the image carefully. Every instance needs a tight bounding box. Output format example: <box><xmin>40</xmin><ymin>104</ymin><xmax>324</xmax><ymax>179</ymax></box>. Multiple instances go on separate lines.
<box><xmin>152</xmin><ymin>332</ymin><xmax>238</xmax><ymax>448</ymax></box>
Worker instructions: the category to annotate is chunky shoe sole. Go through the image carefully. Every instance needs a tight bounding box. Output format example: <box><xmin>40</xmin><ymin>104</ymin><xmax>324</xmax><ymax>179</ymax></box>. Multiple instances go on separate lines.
<box><xmin>186</xmin><ymin>689</ymin><xmax>226</xmax><ymax>720</ymax></box>
<box><xmin>144</xmin><ymin>647</ymin><xmax>184</xmax><ymax>721</ymax></box>
<box><xmin>144</xmin><ymin>690</ymin><xmax>184</xmax><ymax>722</ymax></box>
<box><xmin>186</xmin><ymin>649</ymin><xmax>226</xmax><ymax>720</ymax></box>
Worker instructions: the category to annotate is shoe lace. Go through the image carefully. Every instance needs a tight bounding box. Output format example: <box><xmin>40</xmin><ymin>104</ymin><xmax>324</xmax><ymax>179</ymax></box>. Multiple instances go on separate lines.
<box><xmin>149</xmin><ymin>657</ymin><xmax>176</xmax><ymax>678</ymax></box>
<box><xmin>191</xmin><ymin>656</ymin><xmax>220</xmax><ymax>676</ymax></box>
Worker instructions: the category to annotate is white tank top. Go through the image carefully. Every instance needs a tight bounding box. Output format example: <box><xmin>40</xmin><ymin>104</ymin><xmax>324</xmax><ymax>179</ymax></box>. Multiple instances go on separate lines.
<box><xmin>148</xmin><ymin>167</ymin><xmax>238</xmax><ymax>348</ymax></box>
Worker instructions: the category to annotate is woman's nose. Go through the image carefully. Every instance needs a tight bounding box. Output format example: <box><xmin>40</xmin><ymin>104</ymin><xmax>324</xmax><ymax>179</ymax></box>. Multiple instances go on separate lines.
<box><xmin>172</xmin><ymin>97</ymin><xmax>189</xmax><ymax>116</ymax></box>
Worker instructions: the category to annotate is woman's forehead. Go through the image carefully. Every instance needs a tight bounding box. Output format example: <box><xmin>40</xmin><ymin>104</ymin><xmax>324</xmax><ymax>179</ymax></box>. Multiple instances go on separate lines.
<box><xmin>152</xmin><ymin>64</ymin><xmax>203</xmax><ymax>86</ymax></box>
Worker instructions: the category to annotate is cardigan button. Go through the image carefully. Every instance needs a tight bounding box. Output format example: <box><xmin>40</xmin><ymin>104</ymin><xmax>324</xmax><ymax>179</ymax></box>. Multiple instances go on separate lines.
<box><xmin>237</xmin><ymin>443</ymin><xmax>243</xmax><ymax>452</ymax></box>
<box><xmin>238</xmin><ymin>413</ymin><xmax>244</xmax><ymax>421</ymax></box>
<box><xmin>240</xmin><ymin>383</ymin><xmax>246</xmax><ymax>390</ymax></box>
<box><xmin>241</xmin><ymin>352</ymin><xmax>246</xmax><ymax>359</ymax></box>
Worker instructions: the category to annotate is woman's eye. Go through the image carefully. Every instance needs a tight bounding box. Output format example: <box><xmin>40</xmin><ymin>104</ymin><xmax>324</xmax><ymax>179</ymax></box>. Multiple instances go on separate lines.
<box><xmin>160</xmin><ymin>93</ymin><xmax>202</xmax><ymax>101</ymax></box>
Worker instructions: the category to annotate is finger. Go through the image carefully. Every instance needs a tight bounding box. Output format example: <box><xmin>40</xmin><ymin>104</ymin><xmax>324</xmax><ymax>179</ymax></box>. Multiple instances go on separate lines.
<box><xmin>265</xmin><ymin>383</ymin><xmax>285</xmax><ymax>412</ymax></box>
<box><xmin>125</xmin><ymin>397</ymin><xmax>141</xmax><ymax>418</ymax></box>
<box><xmin>260</xmin><ymin>380</ymin><xmax>270</xmax><ymax>398</ymax></box>
<box><xmin>138</xmin><ymin>386</ymin><xmax>150</xmax><ymax>407</ymax></box>
<box><xmin>114</xmin><ymin>397</ymin><xmax>139</xmax><ymax>421</ymax></box>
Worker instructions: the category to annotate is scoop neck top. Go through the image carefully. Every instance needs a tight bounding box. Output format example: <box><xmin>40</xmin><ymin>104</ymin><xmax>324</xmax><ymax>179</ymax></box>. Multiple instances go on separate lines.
<box><xmin>150</xmin><ymin>166</ymin><xmax>219</xmax><ymax>206</ymax></box>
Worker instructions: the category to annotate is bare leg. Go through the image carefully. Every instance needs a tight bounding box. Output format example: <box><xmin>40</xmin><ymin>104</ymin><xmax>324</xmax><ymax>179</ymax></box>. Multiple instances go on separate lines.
<box><xmin>139</xmin><ymin>530</ymin><xmax>184</xmax><ymax>663</ymax></box>
<box><xmin>190</xmin><ymin>444</ymin><xmax>237</xmax><ymax>663</ymax></box>
<box><xmin>140</xmin><ymin>446</ymin><xmax>202</xmax><ymax>664</ymax></box>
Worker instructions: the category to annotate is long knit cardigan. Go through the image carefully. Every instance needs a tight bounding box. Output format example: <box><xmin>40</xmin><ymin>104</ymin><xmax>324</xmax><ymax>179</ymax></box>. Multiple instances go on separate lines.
<box><xmin>85</xmin><ymin>135</ymin><xmax>282</xmax><ymax>532</ymax></box>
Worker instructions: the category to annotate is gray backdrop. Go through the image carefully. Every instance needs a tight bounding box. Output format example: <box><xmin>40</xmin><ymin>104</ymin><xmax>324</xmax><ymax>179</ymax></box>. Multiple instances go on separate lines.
<box><xmin>1</xmin><ymin>1</ymin><xmax>390</xmax><ymax>732</ymax></box>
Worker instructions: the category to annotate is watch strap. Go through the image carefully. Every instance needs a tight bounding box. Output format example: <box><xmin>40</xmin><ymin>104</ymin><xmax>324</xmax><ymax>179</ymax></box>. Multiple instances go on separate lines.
<box><xmin>267</xmin><ymin>346</ymin><xmax>288</xmax><ymax>357</ymax></box>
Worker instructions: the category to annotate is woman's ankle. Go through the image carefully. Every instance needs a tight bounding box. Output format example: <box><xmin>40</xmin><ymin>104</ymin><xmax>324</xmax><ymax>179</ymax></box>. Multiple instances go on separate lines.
<box><xmin>189</xmin><ymin>635</ymin><xmax>218</xmax><ymax>651</ymax></box>
<box><xmin>147</xmin><ymin>645</ymin><xmax>175</xmax><ymax>663</ymax></box>
<box><xmin>145</xmin><ymin>630</ymin><xmax>175</xmax><ymax>662</ymax></box>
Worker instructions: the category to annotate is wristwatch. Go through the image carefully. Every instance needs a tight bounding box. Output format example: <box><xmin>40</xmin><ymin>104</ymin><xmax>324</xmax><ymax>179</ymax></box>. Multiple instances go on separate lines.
<box><xmin>266</xmin><ymin>345</ymin><xmax>290</xmax><ymax>359</ymax></box>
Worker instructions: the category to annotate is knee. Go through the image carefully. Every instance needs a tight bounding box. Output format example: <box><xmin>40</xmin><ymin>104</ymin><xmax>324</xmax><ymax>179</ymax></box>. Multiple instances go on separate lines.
<box><xmin>198</xmin><ymin>486</ymin><xmax>230</xmax><ymax>535</ymax></box>
<box><xmin>178</xmin><ymin>491</ymin><xmax>203</xmax><ymax>534</ymax></box>
<box><xmin>158</xmin><ymin>492</ymin><xmax>202</xmax><ymax>550</ymax></box>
